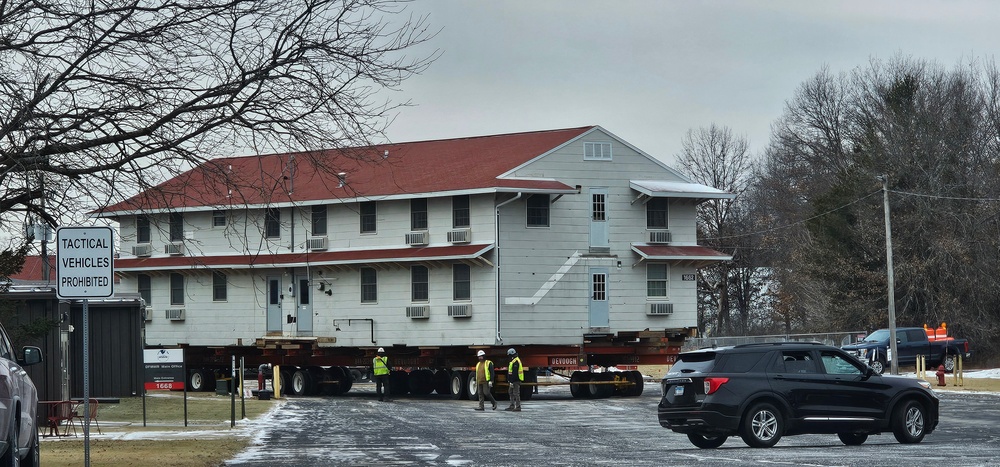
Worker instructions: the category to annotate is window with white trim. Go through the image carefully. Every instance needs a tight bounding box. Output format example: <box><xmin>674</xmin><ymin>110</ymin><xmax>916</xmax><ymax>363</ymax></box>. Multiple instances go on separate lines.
<box><xmin>411</xmin><ymin>265</ymin><xmax>429</xmax><ymax>302</ymax></box>
<box><xmin>647</xmin><ymin>198</ymin><xmax>668</xmax><ymax>229</ymax></box>
<box><xmin>361</xmin><ymin>267</ymin><xmax>377</xmax><ymax>303</ymax></box>
<box><xmin>526</xmin><ymin>194</ymin><xmax>549</xmax><ymax>227</ymax></box>
<box><xmin>584</xmin><ymin>142</ymin><xmax>612</xmax><ymax>161</ymax></box>
<box><xmin>169</xmin><ymin>212</ymin><xmax>184</xmax><ymax>241</ymax></box>
<box><xmin>312</xmin><ymin>205</ymin><xmax>327</xmax><ymax>235</ymax></box>
<box><xmin>213</xmin><ymin>271</ymin><xmax>227</xmax><ymax>301</ymax></box>
<box><xmin>411</xmin><ymin>198</ymin><xmax>428</xmax><ymax>230</ymax></box>
<box><xmin>265</xmin><ymin>208</ymin><xmax>280</xmax><ymax>238</ymax></box>
<box><xmin>212</xmin><ymin>210</ymin><xmax>226</xmax><ymax>227</ymax></box>
<box><xmin>170</xmin><ymin>273</ymin><xmax>185</xmax><ymax>305</ymax></box>
<box><xmin>647</xmin><ymin>263</ymin><xmax>669</xmax><ymax>298</ymax></box>
<box><xmin>360</xmin><ymin>202</ymin><xmax>377</xmax><ymax>233</ymax></box>
<box><xmin>453</xmin><ymin>264</ymin><xmax>471</xmax><ymax>301</ymax></box>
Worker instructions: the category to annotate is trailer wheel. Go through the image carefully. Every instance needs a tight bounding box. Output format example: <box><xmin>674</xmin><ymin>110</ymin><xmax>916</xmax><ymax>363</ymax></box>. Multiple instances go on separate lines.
<box><xmin>433</xmin><ymin>370</ymin><xmax>452</xmax><ymax>395</ymax></box>
<box><xmin>520</xmin><ymin>369</ymin><xmax>537</xmax><ymax>401</ymax></box>
<box><xmin>590</xmin><ymin>373</ymin><xmax>614</xmax><ymax>398</ymax></box>
<box><xmin>390</xmin><ymin>370</ymin><xmax>410</xmax><ymax>395</ymax></box>
<box><xmin>338</xmin><ymin>366</ymin><xmax>354</xmax><ymax>394</ymax></box>
<box><xmin>279</xmin><ymin>370</ymin><xmax>292</xmax><ymax>396</ymax></box>
<box><xmin>570</xmin><ymin>371</ymin><xmax>590</xmax><ymax>399</ymax></box>
<box><xmin>321</xmin><ymin>367</ymin><xmax>346</xmax><ymax>396</ymax></box>
<box><xmin>409</xmin><ymin>369</ymin><xmax>435</xmax><ymax>395</ymax></box>
<box><xmin>188</xmin><ymin>369</ymin><xmax>215</xmax><ymax>392</ymax></box>
<box><xmin>629</xmin><ymin>370</ymin><xmax>645</xmax><ymax>397</ymax></box>
<box><xmin>350</xmin><ymin>369</ymin><xmax>364</xmax><ymax>382</ymax></box>
<box><xmin>466</xmin><ymin>373</ymin><xmax>479</xmax><ymax>401</ymax></box>
<box><xmin>450</xmin><ymin>371</ymin><xmax>467</xmax><ymax>400</ymax></box>
<box><xmin>291</xmin><ymin>370</ymin><xmax>313</xmax><ymax>396</ymax></box>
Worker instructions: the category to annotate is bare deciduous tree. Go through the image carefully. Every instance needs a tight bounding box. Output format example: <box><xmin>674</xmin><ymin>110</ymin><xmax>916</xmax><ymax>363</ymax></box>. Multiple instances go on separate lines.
<box><xmin>677</xmin><ymin>124</ymin><xmax>771</xmax><ymax>336</ymax></box>
<box><xmin>0</xmin><ymin>0</ymin><xmax>437</xmax><ymax>245</ymax></box>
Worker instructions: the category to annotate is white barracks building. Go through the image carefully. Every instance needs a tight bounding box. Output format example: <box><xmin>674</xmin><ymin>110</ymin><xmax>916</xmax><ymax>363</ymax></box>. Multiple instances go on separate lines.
<box><xmin>99</xmin><ymin>126</ymin><xmax>732</xmax><ymax>378</ymax></box>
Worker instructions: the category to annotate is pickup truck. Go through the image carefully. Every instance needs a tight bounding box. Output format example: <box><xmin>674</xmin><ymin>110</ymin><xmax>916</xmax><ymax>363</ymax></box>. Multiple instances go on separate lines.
<box><xmin>842</xmin><ymin>325</ymin><xmax>972</xmax><ymax>374</ymax></box>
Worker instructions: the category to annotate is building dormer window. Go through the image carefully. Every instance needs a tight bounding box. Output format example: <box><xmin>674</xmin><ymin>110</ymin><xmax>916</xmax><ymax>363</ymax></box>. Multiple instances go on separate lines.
<box><xmin>584</xmin><ymin>142</ymin><xmax>612</xmax><ymax>161</ymax></box>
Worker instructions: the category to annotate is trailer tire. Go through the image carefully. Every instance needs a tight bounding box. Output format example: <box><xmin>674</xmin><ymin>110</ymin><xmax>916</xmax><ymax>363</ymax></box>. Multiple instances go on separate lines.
<box><xmin>279</xmin><ymin>370</ymin><xmax>292</xmax><ymax>396</ymax></box>
<box><xmin>350</xmin><ymin>369</ymin><xmax>364</xmax><ymax>382</ymax></box>
<box><xmin>520</xmin><ymin>369</ymin><xmax>537</xmax><ymax>401</ymax></box>
<box><xmin>338</xmin><ymin>366</ymin><xmax>354</xmax><ymax>394</ymax></box>
<box><xmin>390</xmin><ymin>371</ymin><xmax>409</xmax><ymax>395</ymax></box>
<box><xmin>630</xmin><ymin>370</ymin><xmax>645</xmax><ymax>397</ymax></box>
<box><xmin>570</xmin><ymin>371</ymin><xmax>590</xmax><ymax>399</ymax></box>
<box><xmin>433</xmin><ymin>370</ymin><xmax>452</xmax><ymax>395</ymax></box>
<box><xmin>449</xmin><ymin>371</ymin><xmax>467</xmax><ymax>400</ymax></box>
<box><xmin>291</xmin><ymin>370</ymin><xmax>313</xmax><ymax>396</ymax></box>
<box><xmin>189</xmin><ymin>369</ymin><xmax>216</xmax><ymax>392</ymax></box>
<box><xmin>466</xmin><ymin>373</ymin><xmax>479</xmax><ymax>401</ymax></box>
<box><xmin>590</xmin><ymin>373</ymin><xmax>614</xmax><ymax>398</ymax></box>
<box><xmin>409</xmin><ymin>369</ymin><xmax>435</xmax><ymax>395</ymax></box>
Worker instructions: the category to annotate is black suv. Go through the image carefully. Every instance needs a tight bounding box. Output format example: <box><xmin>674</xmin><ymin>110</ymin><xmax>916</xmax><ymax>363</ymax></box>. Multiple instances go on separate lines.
<box><xmin>657</xmin><ymin>342</ymin><xmax>939</xmax><ymax>449</ymax></box>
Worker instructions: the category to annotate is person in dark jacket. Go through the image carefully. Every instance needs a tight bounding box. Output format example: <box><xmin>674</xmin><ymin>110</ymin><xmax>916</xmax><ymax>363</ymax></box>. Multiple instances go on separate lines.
<box><xmin>505</xmin><ymin>348</ymin><xmax>524</xmax><ymax>411</ymax></box>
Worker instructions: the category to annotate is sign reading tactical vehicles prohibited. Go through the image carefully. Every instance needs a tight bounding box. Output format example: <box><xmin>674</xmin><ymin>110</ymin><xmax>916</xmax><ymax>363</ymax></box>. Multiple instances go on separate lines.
<box><xmin>56</xmin><ymin>226</ymin><xmax>114</xmax><ymax>299</ymax></box>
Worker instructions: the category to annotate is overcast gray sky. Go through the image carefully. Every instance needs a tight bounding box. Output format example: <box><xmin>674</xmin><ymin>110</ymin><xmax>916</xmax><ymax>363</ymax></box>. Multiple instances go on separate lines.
<box><xmin>381</xmin><ymin>0</ymin><xmax>998</xmax><ymax>166</ymax></box>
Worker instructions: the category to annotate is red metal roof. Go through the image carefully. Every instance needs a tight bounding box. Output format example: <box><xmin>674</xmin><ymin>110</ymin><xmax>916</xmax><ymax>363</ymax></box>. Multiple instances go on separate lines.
<box><xmin>7</xmin><ymin>255</ymin><xmax>56</xmax><ymax>281</ymax></box>
<box><xmin>99</xmin><ymin>127</ymin><xmax>594</xmax><ymax>214</ymax></box>
<box><xmin>114</xmin><ymin>244</ymin><xmax>495</xmax><ymax>271</ymax></box>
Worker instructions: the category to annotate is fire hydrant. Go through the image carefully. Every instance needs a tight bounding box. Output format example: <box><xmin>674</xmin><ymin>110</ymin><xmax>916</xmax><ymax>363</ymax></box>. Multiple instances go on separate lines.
<box><xmin>935</xmin><ymin>364</ymin><xmax>946</xmax><ymax>386</ymax></box>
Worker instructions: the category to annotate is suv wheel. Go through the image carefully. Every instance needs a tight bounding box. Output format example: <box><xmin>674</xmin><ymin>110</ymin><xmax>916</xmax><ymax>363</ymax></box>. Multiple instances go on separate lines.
<box><xmin>687</xmin><ymin>433</ymin><xmax>727</xmax><ymax>449</ymax></box>
<box><xmin>892</xmin><ymin>400</ymin><xmax>927</xmax><ymax>444</ymax></box>
<box><xmin>740</xmin><ymin>402</ymin><xmax>783</xmax><ymax>448</ymax></box>
<box><xmin>837</xmin><ymin>432</ymin><xmax>868</xmax><ymax>445</ymax></box>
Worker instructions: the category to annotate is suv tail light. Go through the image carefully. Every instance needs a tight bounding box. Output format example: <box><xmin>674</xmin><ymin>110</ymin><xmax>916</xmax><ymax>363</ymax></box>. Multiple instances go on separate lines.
<box><xmin>704</xmin><ymin>377</ymin><xmax>729</xmax><ymax>395</ymax></box>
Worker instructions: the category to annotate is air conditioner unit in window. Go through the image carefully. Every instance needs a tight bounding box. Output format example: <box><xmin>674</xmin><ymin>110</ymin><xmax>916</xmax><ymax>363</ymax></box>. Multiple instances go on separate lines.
<box><xmin>132</xmin><ymin>243</ymin><xmax>153</xmax><ymax>257</ymax></box>
<box><xmin>406</xmin><ymin>305</ymin><xmax>429</xmax><ymax>319</ymax></box>
<box><xmin>649</xmin><ymin>231</ymin><xmax>672</xmax><ymax>244</ymax></box>
<box><xmin>405</xmin><ymin>231</ymin><xmax>428</xmax><ymax>246</ymax></box>
<box><xmin>164</xmin><ymin>242</ymin><xmax>185</xmax><ymax>255</ymax></box>
<box><xmin>165</xmin><ymin>309</ymin><xmax>186</xmax><ymax>320</ymax></box>
<box><xmin>448</xmin><ymin>304</ymin><xmax>472</xmax><ymax>318</ymax></box>
<box><xmin>307</xmin><ymin>236</ymin><xmax>328</xmax><ymax>251</ymax></box>
<box><xmin>447</xmin><ymin>229</ymin><xmax>471</xmax><ymax>244</ymax></box>
<box><xmin>647</xmin><ymin>303</ymin><xmax>674</xmax><ymax>316</ymax></box>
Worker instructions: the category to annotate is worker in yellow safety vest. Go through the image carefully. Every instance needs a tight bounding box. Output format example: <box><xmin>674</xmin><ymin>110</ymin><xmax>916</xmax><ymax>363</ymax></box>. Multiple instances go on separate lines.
<box><xmin>474</xmin><ymin>350</ymin><xmax>497</xmax><ymax>411</ymax></box>
<box><xmin>505</xmin><ymin>348</ymin><xmax>524</xmax><ymax>412</ymax></box>
<box><xmin>373</xmin><ymin>348</ymin><xmax>391</xmax><ymax>402</ymax></box>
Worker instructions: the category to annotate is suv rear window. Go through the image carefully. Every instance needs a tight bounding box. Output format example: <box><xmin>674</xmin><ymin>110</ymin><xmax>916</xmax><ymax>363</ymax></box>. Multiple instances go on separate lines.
<box><xmin>671</xmin><ymin>351</ymin><xmax>718</xmax><ymax>373</ymax></box>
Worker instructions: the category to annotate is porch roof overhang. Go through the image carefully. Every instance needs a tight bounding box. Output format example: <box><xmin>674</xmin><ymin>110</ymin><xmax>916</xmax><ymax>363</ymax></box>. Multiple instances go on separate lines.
<box><xmin>115</xmin><ymin>244</ymin><xmax>496</xmax><ymax>274</ymax></box>
<box><xmin>630</xmin><ymin>244</ymin><xmax>732</xmax><ymax>268</ymax></box>
<box><xmin>630</xmin><ymin>180</ymin><xmax>735</xmax><ymax>205</ymax></box>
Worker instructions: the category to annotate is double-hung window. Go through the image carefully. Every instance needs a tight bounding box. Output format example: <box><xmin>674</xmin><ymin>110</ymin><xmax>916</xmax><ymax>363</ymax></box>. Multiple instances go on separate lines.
<box><xmin>647</xmin><ymin>264</ymin><xmax>669</xmax><ymax>298</ymax></box>
<box><xmin>411</xmin><ymin>199</ymin><xmax>428</xmax><ymax>230</ymax></box>
<box><xmin>361</xmin><ymin>267</ymin><xmax>378</xmax><ymax>303</ymax></box>
<box><xmin>526</xmin><ymin>194</ymin><xmax>550</xmax><ymax>227</ymax></box>
<box><xmin>360</xmin><ymin>202</ymin><xmax>377</xmax><ymax>233</ymax></box>
<box><xmin>311</xmin><ymin>205</ymin><xmax>328</xmax><ymax>236</ymax></box>
<box><xmin>453</xmin><ymin>264</ymin><xmax>471</xmax><ymax>301</ymax></box>
<box><xmin>265</xmin><ymin>208</ymin><xmax>281</xmax><ymax>238</ymax></box>
<box><xmin>411</xmin><ymin>266</ymin><xmax>429</xmax><ymax>302</ymax></box>
<box><xmin>647</xmin><ymin>198</ymin><xmax>668</xmax><ymax>229</ymax></box>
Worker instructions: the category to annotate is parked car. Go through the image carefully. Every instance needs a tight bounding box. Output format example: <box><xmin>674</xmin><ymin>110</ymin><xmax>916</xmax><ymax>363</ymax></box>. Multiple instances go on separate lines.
<box><xmin>0</xmin><ymin>322</ymin><xmax>43</xmax><ymax>466</ymax></box>
<box><xmin>842</xmin><ymin>325</ymin><xmax>972</xmax><ymax>374</ymax></box>
<box><xmin>657</xmin><ymin>342</ymin><xmax>939</xmax><ymax>449</ymax></box>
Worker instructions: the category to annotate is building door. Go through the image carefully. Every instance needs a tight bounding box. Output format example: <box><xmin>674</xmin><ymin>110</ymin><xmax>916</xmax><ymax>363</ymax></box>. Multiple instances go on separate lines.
<box><xmin>266</xmin><ymin>276</ymin><xmax>282</xmax><ymax>332</ymax></box>
<box><xmin>589</xmin><ymin>188</ymin><xmax>609</xmax><ymax>252</ymax></box>
<box><xmin>295</xmin><ymin>275</ymin><xmax>313</xmax><ymax>334</ymax></box>
<box><xmin>589</xmin><ymin>267</ymin><xmax>610</xmax><ymax>329</ymax></box>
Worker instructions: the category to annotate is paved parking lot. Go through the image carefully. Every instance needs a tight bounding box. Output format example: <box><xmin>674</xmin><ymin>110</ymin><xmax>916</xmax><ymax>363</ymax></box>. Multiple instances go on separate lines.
<box><xmin>223</xmin><ymin>382</ymin><xmax>1000</xmax><ymax>466</ymax></box>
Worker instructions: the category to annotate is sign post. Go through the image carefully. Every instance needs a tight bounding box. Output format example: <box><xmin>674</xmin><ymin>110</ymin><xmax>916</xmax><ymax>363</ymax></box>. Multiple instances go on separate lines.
<box><xmin>56</xmin><ymin>225</ymin><xmax>114</xmax><ymax>467</ymax></box>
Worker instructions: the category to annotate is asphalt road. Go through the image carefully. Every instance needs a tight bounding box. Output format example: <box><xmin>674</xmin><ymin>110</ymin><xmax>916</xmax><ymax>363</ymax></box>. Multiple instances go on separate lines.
<box><xmin>223</xmin><ymin>383</ymin><xmax>1000</xmax><ymax>466</ymax></box>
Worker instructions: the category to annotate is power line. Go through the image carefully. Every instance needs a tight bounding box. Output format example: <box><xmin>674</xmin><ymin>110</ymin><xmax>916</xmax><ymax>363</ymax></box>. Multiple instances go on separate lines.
<box><xmin>889</xmin><ymin>189</ymin><xmax>1000</xmax><ymax>202</ymax></box>
<box><xmin>705</xmin><ymin>189</ymin><xmax>883</xmax><ymax>242</ymax></box>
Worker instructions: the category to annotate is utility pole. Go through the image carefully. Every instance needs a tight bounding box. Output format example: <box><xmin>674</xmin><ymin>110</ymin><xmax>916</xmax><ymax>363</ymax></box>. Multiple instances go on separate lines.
<box><xmin>879</xmin><ymin>175</ymin><xmax>899</xmax><ymax>375</ymax></box>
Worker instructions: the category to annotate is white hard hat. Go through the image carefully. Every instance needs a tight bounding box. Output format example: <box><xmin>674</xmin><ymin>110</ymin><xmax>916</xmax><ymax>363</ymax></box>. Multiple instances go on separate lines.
<box><xmin>507</xmin><ymin>348</ymin><xmax>517</xmax><ymax>356</ymax></box>
<box><xmin>477</xmin><ymin>350</ymin><xmax>486</xmax><ymax>357</ymax></box>
<box><xmin>377</xmin><ymin>347</ymin><xmax>385</xmax><ymax>353</ymax></box>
